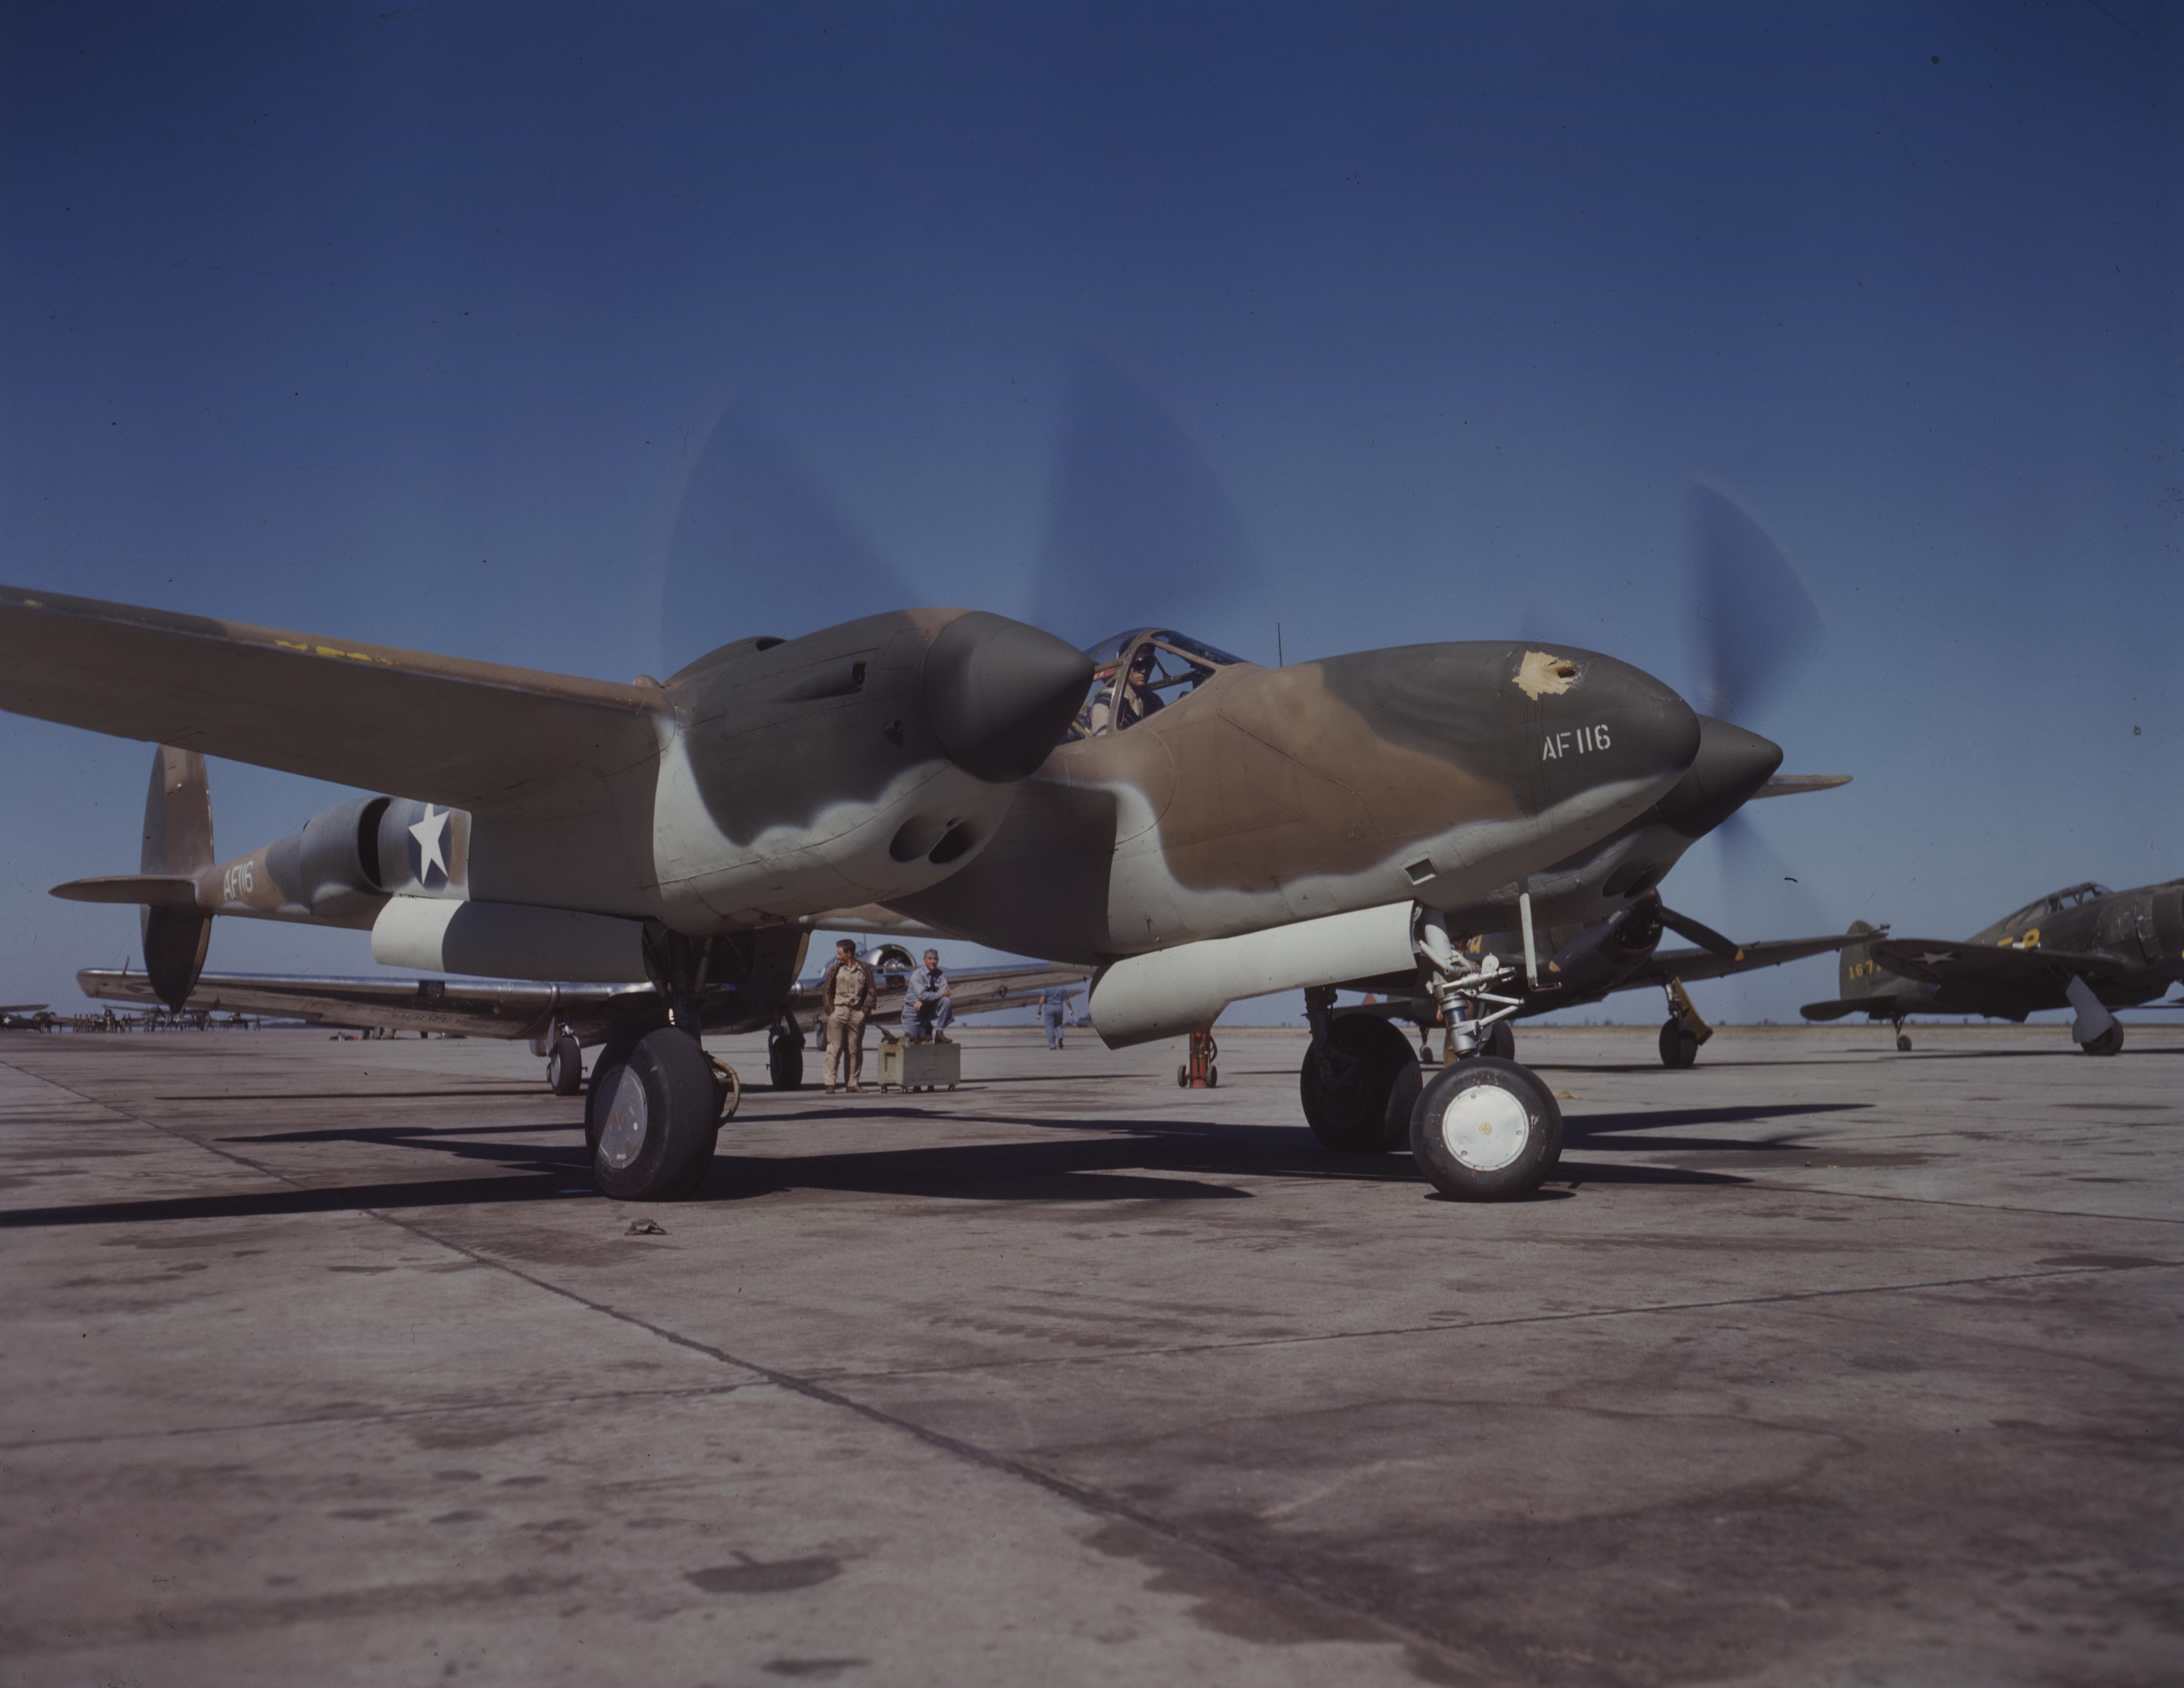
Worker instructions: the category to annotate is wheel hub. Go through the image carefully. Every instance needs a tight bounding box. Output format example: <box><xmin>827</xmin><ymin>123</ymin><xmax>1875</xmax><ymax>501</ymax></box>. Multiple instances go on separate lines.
<box><xmin>598</xmin><ymin>1065</ymin><xmax>651</xmax><ymax>1170</ymax></box>
<box><xmin>1438</xmin><ymin>1082</ymin><xmax>1530</xmax><ymax>1172</ymax></box>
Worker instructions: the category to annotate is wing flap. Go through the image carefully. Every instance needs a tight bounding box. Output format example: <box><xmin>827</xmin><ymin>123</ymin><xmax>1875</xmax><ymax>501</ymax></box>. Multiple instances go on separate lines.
<box><xmin>76</xmin><ymin>968</ymin><xmax>646</xmax><ymax>1041</ymax></box>
<box><xmin>3</xmin><ymin>587</ymin><xmax>665</xmax><ymax>816</ymax></box>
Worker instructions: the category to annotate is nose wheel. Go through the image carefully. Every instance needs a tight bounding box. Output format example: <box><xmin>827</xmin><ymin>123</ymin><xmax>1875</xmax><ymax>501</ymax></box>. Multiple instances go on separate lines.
<box><xmin>1409</xmin><ymin>1057</ymin><xmax>1564</xmax><ymax>1201</ymax></box>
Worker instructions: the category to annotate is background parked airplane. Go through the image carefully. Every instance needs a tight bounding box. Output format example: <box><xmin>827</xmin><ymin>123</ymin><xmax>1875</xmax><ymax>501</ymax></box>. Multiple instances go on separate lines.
<box><xmin>1801</xmin><ymin>881</ymin><xmax>2184</xmax><ymax>1054</ymax></box>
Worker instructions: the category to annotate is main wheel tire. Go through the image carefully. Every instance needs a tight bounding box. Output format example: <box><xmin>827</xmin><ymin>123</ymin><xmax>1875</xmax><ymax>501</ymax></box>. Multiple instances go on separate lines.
<box><xmin>768</xmin><ymin>1031</ymin><xmax>804</xmax><ymax>1091</ymax></box>
<box><xmin>584</xmin><ymin>1030</ymin><xmax>649</xmax><ymax>1159</ymax></box>
<box><xmin>1659</xmin><ymin>1019</ymin><xmax>1699</xmax><ymax>1070</ymax></box>
<box><xmin>1408</xmin><ymin>1057</ymin><xmax>1563</xmax><ymax>1201</ymax></box>
<box><xmin>588</xmin><ymin>1028</ymin><xmax>720</xmax><ymax>1200</ymax></box>
<box><xmin>2081</xmin><ymin>1024</ymin><xmax>2125</xmax><ymax>1057</ymax></box>
<box><xmin>546</xmin><ymin>1035</ymin><xmax>584</xmax><ymax>1096</ymax></box>
<box><xmin>1300</xmin><ymin>1015</ymin><xmax>1418</xmax><ymax>1153</ymax></box>
<box><xmin>1895</xmin><ymin>1032</ymin><xmax>1913</xmax><ymax>1052</ymax></box>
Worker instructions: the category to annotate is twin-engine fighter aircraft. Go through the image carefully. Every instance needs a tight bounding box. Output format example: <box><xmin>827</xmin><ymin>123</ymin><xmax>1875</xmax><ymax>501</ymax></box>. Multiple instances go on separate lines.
<box><xmin>9</xmin><ymin>580</ymin><xmax>1724</xmax><ymax>1201</ymax></box>
<box><xmin>1801</xmin><ymin>881</ymin><xmax>2184</xmax><ymax>1055</ymax></box>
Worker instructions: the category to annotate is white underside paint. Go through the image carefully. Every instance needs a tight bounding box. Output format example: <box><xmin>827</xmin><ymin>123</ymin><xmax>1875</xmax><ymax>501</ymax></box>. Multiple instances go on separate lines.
<box><xmin>371</xmin><ymin>896</ymin><xmax>651</xmax><ymax>982</ymax></box>
<box><xmin>1088</xmin><ymin>902</ymin><xmax>1418</xmax><ymax>1047</ymax></box>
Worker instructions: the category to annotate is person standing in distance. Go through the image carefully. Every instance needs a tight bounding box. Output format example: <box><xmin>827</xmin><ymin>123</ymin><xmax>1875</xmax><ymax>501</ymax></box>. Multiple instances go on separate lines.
<box><xmin>902</xmin><ymin>949</ymin><xmax>954</xmax><ymax>1043</ymax></box>
<box><xmin>818</xmin><ymin>938</ymin><xmax>876</xmax><ymax>1093</ymax></box>
<box><xmin>1040</xmin><ymin>986</ymin><xmax>1074</xmax><ymax>1049</ymax></box>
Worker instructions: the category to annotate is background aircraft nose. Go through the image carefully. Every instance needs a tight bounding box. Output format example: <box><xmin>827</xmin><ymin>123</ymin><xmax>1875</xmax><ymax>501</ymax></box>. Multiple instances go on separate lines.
<box><xmin>1654</xmin><ymin>717</ymin><xmax>1784</xmax><ymax>838</ymax></box>
<box><xmin>922</xmin><ymin>611</ymin><xmax>1094</xmax><ymax>782</ymax></box>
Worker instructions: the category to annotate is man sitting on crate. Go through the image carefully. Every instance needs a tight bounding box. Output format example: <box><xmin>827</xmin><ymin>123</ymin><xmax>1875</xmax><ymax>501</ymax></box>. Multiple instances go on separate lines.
<box><xmin>818</xmin><ymin>938</ymin><xmax>877</xmax><ymax>1094</ymax></box>
<box><xmin>900</xmin><ymin>949</ymin><xmax>954</xmax><ymax>1043</ymax></box>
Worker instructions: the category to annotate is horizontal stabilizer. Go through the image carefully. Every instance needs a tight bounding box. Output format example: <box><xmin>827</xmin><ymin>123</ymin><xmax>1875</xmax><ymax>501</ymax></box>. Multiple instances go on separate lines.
<box><xmin>0</xmin><ymin>586</ymin><xmax>665</xmax><ymax>816</ymax></box>
<box><xmin>1750</xmin><ymin>775</ymin><xmax>1852</xmax><ymax>799</ymax></box>
<box><xmin>51</xmin><ymin>874</ymin><xmax>201</xmax><ymax>906</ymax></box>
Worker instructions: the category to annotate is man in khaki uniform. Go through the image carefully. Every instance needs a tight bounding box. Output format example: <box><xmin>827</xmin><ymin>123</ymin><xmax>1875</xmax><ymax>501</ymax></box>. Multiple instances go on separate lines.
<box><xmin>818</xmin><ymin>939</ymin><xmax>877</xmax><ymax>1093</ymax></box>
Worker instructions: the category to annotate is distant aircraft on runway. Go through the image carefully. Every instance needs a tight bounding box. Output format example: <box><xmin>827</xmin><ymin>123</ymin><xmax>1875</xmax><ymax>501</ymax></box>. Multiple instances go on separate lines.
<box><xmin>1800</xmin><ymin>881</ymin><xmax>2184</xmax><ymax>1055</ymax></box>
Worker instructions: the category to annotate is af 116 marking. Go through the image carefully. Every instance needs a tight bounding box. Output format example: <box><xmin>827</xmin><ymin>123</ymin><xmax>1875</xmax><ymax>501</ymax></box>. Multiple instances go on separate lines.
<box><xmin>1541</xmin><ymin>723</ymin><xmax>1612</xmax><ymax>760</ymax></box>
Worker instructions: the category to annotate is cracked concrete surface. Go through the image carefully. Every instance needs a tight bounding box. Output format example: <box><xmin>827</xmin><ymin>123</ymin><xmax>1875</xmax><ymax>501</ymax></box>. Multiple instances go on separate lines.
<box><xmin>0</xmin><ymin>1023</ymin><xmax>2177</xmax><ymax>1686</ymax></box>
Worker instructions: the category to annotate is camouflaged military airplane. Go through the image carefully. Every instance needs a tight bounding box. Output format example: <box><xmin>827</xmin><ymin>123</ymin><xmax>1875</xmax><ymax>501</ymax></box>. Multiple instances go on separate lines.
<box><xmin>1800</xmin><ymin>881</ymin><xmax>2184</xmax><ymax>1055</ymax></box>
<box><xmin>7</xmin><ymin>540</ymin><xmax>1835</xmax><ymax>1204</ymax></box>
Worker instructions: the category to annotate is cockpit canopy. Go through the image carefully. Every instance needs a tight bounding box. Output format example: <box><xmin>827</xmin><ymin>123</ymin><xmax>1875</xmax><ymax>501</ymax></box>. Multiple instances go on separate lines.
<box><xmin>2003</xmin><ymin>882</ymin><xmax>2113</xmax><ymax>927</ymax></box>
<box><xmin>1063</xmin><ymin>628</ymin><xmax>1248</xmax><ymax>741</ymax></box>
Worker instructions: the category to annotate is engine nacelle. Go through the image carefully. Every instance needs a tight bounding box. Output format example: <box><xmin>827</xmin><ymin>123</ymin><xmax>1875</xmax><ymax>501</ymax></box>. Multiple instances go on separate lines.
<box><xmin>1540</xmin><ymin>900</ymin><xmax>1664</xmax><ymax>994</ymax></box>
<box><xmin>1088</xmin><ymin>902</ymin><xmax>1418</xmax><ymax>1048</ymax></box>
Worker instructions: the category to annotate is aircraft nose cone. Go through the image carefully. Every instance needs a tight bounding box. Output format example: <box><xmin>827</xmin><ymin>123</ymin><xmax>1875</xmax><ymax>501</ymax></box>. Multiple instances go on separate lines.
<box><xmin>1655</xmin><ymin>716</ymin><xmax>1784</xmax><ymax>838</ymax></box>
<box><xmin>922</xmin><ymin>611</ymin><xmax>1094</xmax><ymax>782</ymax></box>
<box><xmin>1529</xmin><ymin>651</ymin><xmax>1702</xmax><ymax>794</ymax></box>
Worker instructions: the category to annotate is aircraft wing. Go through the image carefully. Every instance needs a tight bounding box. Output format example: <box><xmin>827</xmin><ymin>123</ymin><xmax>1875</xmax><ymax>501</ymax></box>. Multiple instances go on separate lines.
<box><xmin>1870</xmin><ymin>940</ymin><xmax>2126</xmax><ymax>988</ymax></box>
<box><xmin>1615</xmin><ymin>932</ymin><xmax>1857</xmax><ymax>989</ymax></box>
<box><xmin>2</xmin><ymin>587</ymin><xmax>665</xmax><ymax>817</ymax></box>
<box><xmin>786</xmin><ymin>960</ymin><xmax>1090</xmax><ymax>1022</ymax></box>
<box><xmin>78</xmin><ymin>968</ymin><xmax>654</xmax><ymax>1043</ymax></box>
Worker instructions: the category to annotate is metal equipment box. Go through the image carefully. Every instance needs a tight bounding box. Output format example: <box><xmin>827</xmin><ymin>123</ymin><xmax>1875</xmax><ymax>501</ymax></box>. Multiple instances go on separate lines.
<box><xmin>877</xmin><ymin>1034</ymin><xmax>960</xmax><ymax>1093</ymax></box>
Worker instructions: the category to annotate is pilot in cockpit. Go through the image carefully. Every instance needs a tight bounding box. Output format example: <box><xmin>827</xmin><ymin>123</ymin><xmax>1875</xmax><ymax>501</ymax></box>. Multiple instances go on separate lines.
<box><xmin>1068</xmin><ymin>629</ymin><xmax>1244</xmax><ymax>743</ymax></box>
<box><xmin>1117</xmin><ymin>643</ymin><xmax>1165</xmax><ymax>730</ymax></box>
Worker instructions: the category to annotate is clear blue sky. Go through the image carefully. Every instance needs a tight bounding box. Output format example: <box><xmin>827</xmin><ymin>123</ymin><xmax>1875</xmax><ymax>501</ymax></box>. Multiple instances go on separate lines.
<box><xmin>2</xmin><ymin>1</ymin><xmax>2176</xmax><ymax>1026</ymax></box>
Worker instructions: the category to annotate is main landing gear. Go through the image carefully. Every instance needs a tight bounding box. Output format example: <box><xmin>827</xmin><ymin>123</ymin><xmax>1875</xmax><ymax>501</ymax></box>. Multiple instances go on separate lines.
<box><xmin>580</xmin><ymin>930</ymin><xmax>745</xmax><ymax>1201</ymax></box>
<box><xmin>1892</xmin><ymin>1017</ymin><xmax>1912</xmax><ymax>1053</ymax></box>
<box><xmin>1657</xmin><ymin>979</ymin><xmax>1711</xmax><ymax>1070</ymax></box>
<box><xmin>769</xmin><ymin>1011</ymin><xmax>806</xmax><ymax>1090</ymax></box>
<box><xmin>1299</xmin><ymin>916</ymin><xmax>1563</xmax><ymax>1201</ymax></box>
<box><xmin>546</xmin><ymin>1032</ymin><xmax>584</xmax><ymax>1096</ymax></box>
<box><xmin>1298</xmin><ymin>999</ymin><xmax>1414</xmax><ymax>1152</ymax></box>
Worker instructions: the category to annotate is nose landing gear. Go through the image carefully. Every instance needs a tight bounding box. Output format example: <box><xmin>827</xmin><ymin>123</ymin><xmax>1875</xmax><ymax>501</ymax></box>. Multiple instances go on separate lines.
<box><xmin>1392</xmin><ymin>914</ymin><xmax>1562</xmax><ymax>1200</ymax></box>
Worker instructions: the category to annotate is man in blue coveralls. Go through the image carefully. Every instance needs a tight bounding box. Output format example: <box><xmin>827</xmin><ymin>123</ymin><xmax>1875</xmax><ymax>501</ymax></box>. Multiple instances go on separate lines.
<box><xmin>1039</xmin><ymin>986</ymin><xmax>1074</xmax><ymax>1049</ymax></box>
<box><xmin>901</xmin><ymin>949</ymin><xmax>953</xmax><ymax>1043</ymax></box>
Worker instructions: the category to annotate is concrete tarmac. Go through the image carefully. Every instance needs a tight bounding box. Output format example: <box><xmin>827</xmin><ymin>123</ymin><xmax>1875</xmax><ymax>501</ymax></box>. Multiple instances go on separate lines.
<box><xmin>1</xmin><ymin>1022</ymin><xmax>2178</xmax><ymax>1686</ymax></box>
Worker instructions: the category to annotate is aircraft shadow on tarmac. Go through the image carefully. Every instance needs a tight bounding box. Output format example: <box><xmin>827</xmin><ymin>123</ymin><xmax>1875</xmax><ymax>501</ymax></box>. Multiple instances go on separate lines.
<box><xmin>0</xmin><ymin>1101</ymin><xmax>1882</xmax><ymax>1229</ymax></box>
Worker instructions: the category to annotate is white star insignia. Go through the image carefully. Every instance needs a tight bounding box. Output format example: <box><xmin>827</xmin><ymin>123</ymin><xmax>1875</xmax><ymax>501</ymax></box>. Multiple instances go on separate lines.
<box><xmin>1914</xmin><ymin>950</ymin><xmax>1956</xmax><ymax>968</ymax></box>
<box><xmin>409</xmin><ymin>804</ymin><xmax>450</xmax><ymax>879</ymax></box>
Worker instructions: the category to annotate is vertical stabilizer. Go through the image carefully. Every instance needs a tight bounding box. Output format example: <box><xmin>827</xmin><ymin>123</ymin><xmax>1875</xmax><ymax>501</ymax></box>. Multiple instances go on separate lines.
<box><xmin>1838</xmin><ymin>919</ymin><xmax>1883</xmax><ymax>1000</ymax></box>
<box><xmin>140</xmin><ymin>747</ymin><xmax>213</xmax><ymax>1010</ymax></box>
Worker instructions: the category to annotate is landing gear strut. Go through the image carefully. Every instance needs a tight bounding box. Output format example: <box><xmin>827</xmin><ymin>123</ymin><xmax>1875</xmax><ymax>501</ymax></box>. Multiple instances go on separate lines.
<box><xmin>1892</xmin><ymin>1017</ymin><xmax>1912</xmax><ymax>1052</ymax></box>
<box><xmin>1178</xmin><ymin>1027</ymin><xmax>1220</xmax><ymax>1089</ymax></box>
<box><xmin>1402</xmin><ymin>915</ymin><xmax>1560</xmax><ymax>1199</ymax></box>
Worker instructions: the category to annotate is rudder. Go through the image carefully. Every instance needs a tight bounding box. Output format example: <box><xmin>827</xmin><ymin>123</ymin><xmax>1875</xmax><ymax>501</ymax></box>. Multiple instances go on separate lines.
<box><xmin>140</xmin><ymin>747</ymin><xmax>213</xmax><ymax>1010</ymax></box>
